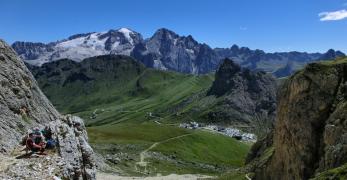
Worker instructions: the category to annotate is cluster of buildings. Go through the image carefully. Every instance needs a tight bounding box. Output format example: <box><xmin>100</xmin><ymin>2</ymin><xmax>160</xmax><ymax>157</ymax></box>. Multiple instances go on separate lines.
<box><xmin>179</xmin><ymin>122</ymin><xmax>257</xmax><ymax>142</ymax></box>
<box><xmin>179</xmin><ymin>122</ymin><xmax>200</xmax><ymax>129</ymax></box>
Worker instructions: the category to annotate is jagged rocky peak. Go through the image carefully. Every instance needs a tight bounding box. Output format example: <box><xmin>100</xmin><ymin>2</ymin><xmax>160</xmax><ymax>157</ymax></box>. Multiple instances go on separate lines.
<box><xmin>0</xmin><ymin>39</ymin><xmax>96</xmax><ymax>179</ymax></box>
<box><xmin>207</xmin><ymin>59</ymin><xmax>242</xmax><ymax>96</ymax></box>
<box><xmin>151</xmin><ymin>28</ymin><xmax>180</xmax><ymax>40</ymax></box>
<box><xmin>246</xmin><ymin>57</ymin><xmax>347</xmax><ymax>180</ymax></box>
<box><xmin>208</xmin><ymin>58</ymin><xmax>276</xmax><ymax>97</ymax></box>
<box><xmin>206</xmin><ymin>58</ymin><xmax>277</xmax><ymax>127</ymax></box>
<box><xmin>149</xmin><ymin>28</ymin><xmax>198</xmax><ymax>46</ymax></box>
<box><xmin>319</xmin><ymin>49</ymin><xmax>346</xmax><ymax>60</ymax></box>
<box><xmin>146</xmin><ymin>28</ymin><xmax>191</xmax><ymax>51</ymax></box>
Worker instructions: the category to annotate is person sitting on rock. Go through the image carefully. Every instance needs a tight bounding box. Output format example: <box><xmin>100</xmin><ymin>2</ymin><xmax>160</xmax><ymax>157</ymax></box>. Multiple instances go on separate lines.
<box><xmin>41</xmin><ymin>127</ymin><xmax>56</xmax><ymax>149</ymax></box>
<box><xmin>26</xmin><ymin>133</ymin><xmax>46</xmax><ymax>155</ymax></box>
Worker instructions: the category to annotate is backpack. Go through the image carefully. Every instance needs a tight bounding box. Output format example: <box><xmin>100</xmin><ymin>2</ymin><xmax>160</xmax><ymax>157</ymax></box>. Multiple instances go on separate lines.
<box><xmin>46</xmin><ymin>139</ymin><xmax>56</xmax><ymax>149</ymax></box>
<box><xmin>34</xmin><ymin>135</ymin><xmax>43</xmax><ymax>144</ymax></box>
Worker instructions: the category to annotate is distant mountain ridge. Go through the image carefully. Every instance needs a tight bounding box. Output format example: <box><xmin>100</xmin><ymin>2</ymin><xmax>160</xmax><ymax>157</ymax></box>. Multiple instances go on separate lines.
<box><xmin>12</xmin><ymin>28</ymin><xmax>345</xmax><ymax>76</ymax></box>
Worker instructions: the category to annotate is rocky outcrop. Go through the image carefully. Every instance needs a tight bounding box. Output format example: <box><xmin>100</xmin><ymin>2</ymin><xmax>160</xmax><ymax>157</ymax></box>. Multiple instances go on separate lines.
<box><xmin>0</xmin><ymin>39</ymin><xmax>96</xmax><ymax>179</ymax></box>
<box><xmin>206</xmin><ymin>59</ymin><xmax>277</xmax><ymax>128</ymax></box>
<box><xmin>247</xmin><ymin>58</ymin><xmax>347</xmax><ymax>180</ymax></box>
<box><xmin>48</xmin><ymin>115</ymin><xmax>96</xmax><ymax>179</ymax></box>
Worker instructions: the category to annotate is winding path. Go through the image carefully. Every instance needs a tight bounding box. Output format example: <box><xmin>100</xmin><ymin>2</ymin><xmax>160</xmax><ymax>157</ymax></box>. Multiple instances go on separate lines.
<box><xmin>135</xmin><ymin>133</ymin><xmax>193</xmax><ymax>171</ymax></box>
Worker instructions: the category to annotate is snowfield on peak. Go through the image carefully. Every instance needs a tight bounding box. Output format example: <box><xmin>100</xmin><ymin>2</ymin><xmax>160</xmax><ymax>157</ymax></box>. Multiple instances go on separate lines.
<box><xmin>20</xmin><ymin>28</ymin><xmax>140</xmax><ymax>66</ymax></box>
<box><xmin>57</xmin><ymin>32</ymin><xmax>108</xmax><ymax>49</ymax></box>
<box><xmin>118</xmin><ymin>27</ymin><xmax>135</xmax><ymax>44</ymax></box>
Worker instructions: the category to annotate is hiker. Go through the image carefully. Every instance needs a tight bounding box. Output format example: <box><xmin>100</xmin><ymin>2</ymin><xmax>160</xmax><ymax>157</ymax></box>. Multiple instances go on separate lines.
<box><xmin>26</xmin><ymin>132</ymin><xmax>46</xmax><ymax>155</ymax></box>
<box><xmin>41</xmin><ymin>127</ymin><xmax>56</xmax><ymax>149</ymax></box>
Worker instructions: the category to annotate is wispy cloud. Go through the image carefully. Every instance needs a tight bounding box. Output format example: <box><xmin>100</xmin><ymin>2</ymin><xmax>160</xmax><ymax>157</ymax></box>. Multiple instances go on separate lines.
<box><xmin>319</xmin><ymin>9</ymin><xmax>347</xmax><ymax>21</ymax></box>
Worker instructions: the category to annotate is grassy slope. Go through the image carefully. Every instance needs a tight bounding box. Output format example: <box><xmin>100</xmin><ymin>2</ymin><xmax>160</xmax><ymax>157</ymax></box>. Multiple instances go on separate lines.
<box><xmin>81</xmin><ymin>69</ymin><xmax>215</xmax><ymax>126</ymax></box>
<box><xmin>88</xmin><ymin>122</ymin><xmax>250</xmax><ymax>175</ymax></box>
<box><xmin>152</xmin><ymin>130</ymin><xmax>249</xmax><ymax>167</ymax></box>
<box><xmin>88</xmin><ymin>122</ymin><xmax>191</xmax><ymax>145</ymax></box>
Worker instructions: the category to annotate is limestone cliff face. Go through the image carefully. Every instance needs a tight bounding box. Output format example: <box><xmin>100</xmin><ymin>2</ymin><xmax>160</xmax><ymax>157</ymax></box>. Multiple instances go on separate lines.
<box><xmin>247</xmin><ymin>58</ymin><xmax>347</xmax><ymax>180</ymax></box>
<box><xmin>0</xmin><ymin>39</ymin><xmax>96</xmax><ymax>179</ymax></box>
<box><xmin>0</xmin><ymin>39</ymin><xmax>60</xmax><ymax>152</ymax></box>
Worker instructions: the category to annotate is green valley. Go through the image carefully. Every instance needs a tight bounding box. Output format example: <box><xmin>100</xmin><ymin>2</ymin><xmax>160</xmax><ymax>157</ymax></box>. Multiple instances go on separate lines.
<box><xmin>28</xmin><ymin>55</ymin><xmax>255</xmax><ymax>176</ymax></box>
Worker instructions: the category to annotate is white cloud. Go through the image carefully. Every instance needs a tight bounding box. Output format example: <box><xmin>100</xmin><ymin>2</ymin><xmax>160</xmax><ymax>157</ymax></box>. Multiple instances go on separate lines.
<box><xmin>319</xmin><ymin>9</ymin><xmax>347</xmax><ymax>21</ymax></box>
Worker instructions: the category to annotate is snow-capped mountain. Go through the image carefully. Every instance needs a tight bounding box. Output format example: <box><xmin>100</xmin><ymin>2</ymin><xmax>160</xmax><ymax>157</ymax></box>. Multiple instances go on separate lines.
<box><xmin>12</xmin><ymin>27</ymin><xmax>346</xmax><ymax>75</ymax></box>
<box><xmin>12</xmin><ymin>28</ymin><xmax>143</xmax><ymax>66</ymax></box>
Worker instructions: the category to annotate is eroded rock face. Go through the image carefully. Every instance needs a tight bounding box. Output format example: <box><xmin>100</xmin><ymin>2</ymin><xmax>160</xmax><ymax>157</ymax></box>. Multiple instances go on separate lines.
<box><xmin>0</xmin><ymin>39</ymin><xmax>96</xmax><ymax>179</ymax></box>
<box><xmin>0</xmin><ymin>39</ymin><xmax>60</xmax><ymax>153</ymax></box>
<box><xmin>48</xmin><ymin>115</ymin><xmax>96</xmax><ymax>179</ymax></box>
<box><xmin>247</xmin><ymin>59</ymin><xmax>347</xmax><ymax>180</ymax></box>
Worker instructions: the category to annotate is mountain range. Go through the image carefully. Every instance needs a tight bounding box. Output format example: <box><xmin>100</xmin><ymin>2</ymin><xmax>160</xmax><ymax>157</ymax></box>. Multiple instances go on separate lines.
<box><xmin>12</xmin><ymin>28</ymin><xmax>346</xmax><ymax>76</ymax></box>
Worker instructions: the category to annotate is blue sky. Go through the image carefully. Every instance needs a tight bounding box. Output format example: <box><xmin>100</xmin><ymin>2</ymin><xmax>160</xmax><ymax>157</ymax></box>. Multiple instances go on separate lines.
<box><xmin>0</xmin><ymin>0</ymin><xmax>346</xmax><ymax>53</ymax></box>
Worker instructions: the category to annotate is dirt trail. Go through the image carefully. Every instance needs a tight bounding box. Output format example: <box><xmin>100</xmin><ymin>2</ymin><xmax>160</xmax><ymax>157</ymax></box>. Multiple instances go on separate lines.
<box><xmin>245</xmin><ymin>173</ymin><xmax>252</xmax><ymax>180</ymax></box>
<box><xmin>135</xmin><ymin>133</ymin><xmax>193</xmax><ymax>171</ymax></box>
<box><xmin>97</xmin><ymin>172</ymin><xmax>213</xmax><ymax>180</ymax></box>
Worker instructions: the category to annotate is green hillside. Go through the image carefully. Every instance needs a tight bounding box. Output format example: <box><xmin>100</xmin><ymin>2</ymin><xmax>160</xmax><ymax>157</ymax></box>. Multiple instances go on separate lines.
<box><xmin>29</xmin><ymin>55</ymin><xmax>215</xmax><ymax>126</ymax></box>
